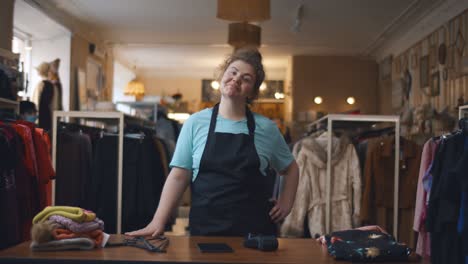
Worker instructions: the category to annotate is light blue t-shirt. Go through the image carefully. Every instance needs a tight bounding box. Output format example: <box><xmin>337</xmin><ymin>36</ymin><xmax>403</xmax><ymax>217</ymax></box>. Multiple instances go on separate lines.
<box><xmin>170</xmin><ymin>108</ymin><xmax>294</xmax><ymax>182</ymax></box>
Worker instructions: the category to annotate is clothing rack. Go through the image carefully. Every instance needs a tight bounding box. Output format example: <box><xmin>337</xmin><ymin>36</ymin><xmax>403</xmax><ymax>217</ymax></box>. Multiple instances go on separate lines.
<box><xmin>116</xmin><ymin>101</ymin><xmax>159</xmax><ymax>123</ymax></box>
<box><xmin>308</xmin><ymin>114</ymin><xmax>401</xmax><ymax>238</ymax></box>
<box><xmin>124</xmin><ymin>114</ymin><xmax>156</xmax><ymax>129</ymax></box>
<box><xmin>0</xmin><ymin>98</ymin><xmax>19</xmax><ymax>114</ymax></box>
<box><xmin>51</xmin><ymin>111</ymin><xmax>125</xmax><ymax>233</ymax></box>
<box><xmin>459</xmin><ymin>105</ymin><xmax>468</xmax><ymax>119</ymax></box>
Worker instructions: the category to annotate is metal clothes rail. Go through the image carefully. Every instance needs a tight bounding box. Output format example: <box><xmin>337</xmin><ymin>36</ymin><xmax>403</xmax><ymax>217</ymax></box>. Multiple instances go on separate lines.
<box><xmin>459</xmin><ymin>105</ymin><xmax>468</xmax><ymax>119</ymax></box>
<box><xmin>51</xmin><ymin>111</ymin><xmax>125</xmax><ymax>234</ymax></box>
<box><xmin>308</xmin><ymin>114</ymin><xmax>401</xmax><ymax>238</ymax></box>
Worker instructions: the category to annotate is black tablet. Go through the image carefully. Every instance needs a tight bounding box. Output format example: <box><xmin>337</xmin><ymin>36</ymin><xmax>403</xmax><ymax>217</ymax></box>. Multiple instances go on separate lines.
<box><xmin>197</xmin><ymin>243</ymin><xmax>234</xmax><ymax>253</ymax></box>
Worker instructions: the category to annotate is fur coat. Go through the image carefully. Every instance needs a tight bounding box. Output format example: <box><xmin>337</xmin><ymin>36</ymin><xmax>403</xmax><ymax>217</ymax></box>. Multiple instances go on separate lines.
<box><xmin>281</xmin><ymin>134</ymin><xmax>361</xmax><ymax>237</ymax></box>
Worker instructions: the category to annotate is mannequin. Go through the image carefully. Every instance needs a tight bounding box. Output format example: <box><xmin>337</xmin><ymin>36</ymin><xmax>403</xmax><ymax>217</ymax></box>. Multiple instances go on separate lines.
<box><xmin>32</xmin><ymin>62</ymin><xmax>54</xmax><ymax>131</ymax></box>
<box><xmin>49</xmin><ymin>58</ymin><xmax>63</xmax><ymax>111</ymax></box>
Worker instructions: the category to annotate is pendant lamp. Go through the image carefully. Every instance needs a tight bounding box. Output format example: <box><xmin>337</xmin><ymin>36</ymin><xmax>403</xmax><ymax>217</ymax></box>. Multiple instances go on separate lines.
<box><xmin>217</xmin><ymin>0</ymin><xmax>270</xmax><ymax>22</ymax></box>
<box><xmin>228</xmin><ymin>22</ymin><xmax>261</xmax><ymax>49</ymax></box>
<box><xmin>124</xmin><ymin>79</ymin><xmax>145</xmax><ymax>101</ymax></box>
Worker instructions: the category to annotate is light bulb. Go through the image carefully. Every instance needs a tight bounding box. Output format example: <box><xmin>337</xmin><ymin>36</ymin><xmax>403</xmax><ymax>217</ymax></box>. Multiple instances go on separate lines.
<box><xmin>211</xmin><ymin>80</ymin><xmax>220</xmax><ymax>90</ymax></box>
<box><xmin>260</xmin><ymin>82</ymin><xmax>267</xmax><ymax>91</ymax></box>
<box><xmin>314</xmin><ymin>96</ymin><xmax>323</xmax><ymax>105</ymax></box>
<box><xmin>346</xmin><ymin>97</ymin><xmax>355</xmax><ymax>105</ymax></box>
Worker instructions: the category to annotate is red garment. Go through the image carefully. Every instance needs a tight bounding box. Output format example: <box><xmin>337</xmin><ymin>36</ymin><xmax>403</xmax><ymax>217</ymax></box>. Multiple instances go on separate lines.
<box><xmin>34</xmin><ymin>128</ymin><xmax>55</xmax><ymax>184</ymax></box>
<box><xmin>35</xmin><ymin>128</ymin><xmax>55</xmax><ymax>208</ymax></box>
<box><xmin>12</xmin><ymin>123</ymin><xmax>38</xmax><ymax>177</ymax></box>
<box><xmin>12</xmin><ymin>123</ymin><xmax>41</xmax><ymax>241</ymax></box>
<box><xmin>16</xmin><ymin>120</ymin><xmax>55</xmax><ymax>209</ymax></box>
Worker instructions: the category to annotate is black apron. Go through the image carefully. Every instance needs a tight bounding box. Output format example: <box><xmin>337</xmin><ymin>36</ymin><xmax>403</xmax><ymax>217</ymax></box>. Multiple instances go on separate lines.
<box><xmin>189</xmin><ymin>103</ymin><xmax>276</xmax><ymax>236</ymax></box>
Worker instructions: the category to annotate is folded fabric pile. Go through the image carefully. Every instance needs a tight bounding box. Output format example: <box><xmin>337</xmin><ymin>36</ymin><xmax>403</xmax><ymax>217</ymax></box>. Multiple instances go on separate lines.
<box><xmin>30</xmin><ymin>206</ymin><xmax>108</xmax><ymax>251</ymax></box>
<box><xmin>324</xmin><ymin>229</ymin><xmax>414</xmax><ymax>262</ymax></box>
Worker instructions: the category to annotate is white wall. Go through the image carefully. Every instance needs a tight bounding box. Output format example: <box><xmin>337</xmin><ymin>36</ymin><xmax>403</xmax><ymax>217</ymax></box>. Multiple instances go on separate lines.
<box><xmin>375</xmin><ymin>0</ymin><xmax>468</xmax><ymax>61</ymax></box>
<box><xmin>112</xmin><ymin>61</ymin><xmax>136</xmax><ymax>103</ymax></box>
<box><xmin>30</xmin><ymin>34</ymin><xmax>71</xmax><ymax>110</ymax></box>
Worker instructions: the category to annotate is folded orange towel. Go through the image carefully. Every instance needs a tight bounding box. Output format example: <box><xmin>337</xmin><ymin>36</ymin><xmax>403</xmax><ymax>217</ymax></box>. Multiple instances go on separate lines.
<box><xmin>52</xmin><ymin>228</ymin><xmax>103</xmax><ymax>248</ymax></box>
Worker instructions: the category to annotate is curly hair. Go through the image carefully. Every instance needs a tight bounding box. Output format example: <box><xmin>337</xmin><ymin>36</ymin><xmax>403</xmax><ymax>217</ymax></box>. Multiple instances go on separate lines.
<box><xmin>217</xmin><ymin>48</ymin><xmax>265</xmax><ymax>103</ymax></box>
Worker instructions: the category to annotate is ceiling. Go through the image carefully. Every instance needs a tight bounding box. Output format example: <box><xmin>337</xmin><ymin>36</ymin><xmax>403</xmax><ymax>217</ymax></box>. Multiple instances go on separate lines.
<box><xmin>14</xmin><ymin>0</ymin><xmax>69</xmax><ymax>41</ymax></box>
<box><xmin>20</xmin><ymin>0</ymin><xmax>444</xmax><ymax>79</ymax></box>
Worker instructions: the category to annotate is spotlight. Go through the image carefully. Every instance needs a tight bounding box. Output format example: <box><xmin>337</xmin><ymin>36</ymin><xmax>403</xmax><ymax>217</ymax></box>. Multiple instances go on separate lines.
<box><xmin>314</xmin><ymin>96</ymin><xmax>323</xmax><ymax>105</ymax></box>
<box><xmin>346</xmin><ymin>97</ymin><xmax>355</xmax><ymax>105</ymax></box>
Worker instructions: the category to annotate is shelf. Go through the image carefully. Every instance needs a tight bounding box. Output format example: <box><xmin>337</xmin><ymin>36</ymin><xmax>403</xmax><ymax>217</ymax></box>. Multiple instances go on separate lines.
<box><xmin>0</xmin><ymin>97</ymin><xmax>19</xmax><ymax>114</ymax></box>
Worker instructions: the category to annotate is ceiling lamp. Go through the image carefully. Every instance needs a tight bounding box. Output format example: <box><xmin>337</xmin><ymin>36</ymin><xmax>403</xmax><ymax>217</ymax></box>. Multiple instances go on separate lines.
<box><xmin>124</xmin><ymin>79</ymin><xmax>145</xmax><ymax>101</ymax></box>
<box><xmin>211</xmin><ymin>80</ymin><xmax>220</xmax><ymax>90</ymax></box>
<box><xmin>314</xmin><ymin>96</ymin><xmax>323</xmax><ymax>105</ymax></box>
<box><xmin>228</xmin><ymin>22</ymin><xmax>261</xmax><ymax>49</ymax></box>
<box><xmin>346</xmin><ymin>97</ymin><xmax>356</xmax><ymax>105</ymax></box>
<box><xmin>217</xmin><ymin>0</ymin><xmax>270</xmax><ymax>22</ymax></box>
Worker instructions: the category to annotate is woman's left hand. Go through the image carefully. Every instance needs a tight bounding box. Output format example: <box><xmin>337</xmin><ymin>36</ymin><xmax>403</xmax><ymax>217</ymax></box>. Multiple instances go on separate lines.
<box><xmin>269</xmin><ymin>198</ymin><xmax>293</xmax><ymax>223</ymax></box>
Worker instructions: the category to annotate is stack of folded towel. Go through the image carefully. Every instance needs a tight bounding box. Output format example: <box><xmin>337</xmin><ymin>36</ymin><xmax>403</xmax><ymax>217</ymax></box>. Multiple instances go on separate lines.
<box><xmin>30</xmin><ymin>206</ymin><xmax>109</xmax><ymax>251</ymax></box>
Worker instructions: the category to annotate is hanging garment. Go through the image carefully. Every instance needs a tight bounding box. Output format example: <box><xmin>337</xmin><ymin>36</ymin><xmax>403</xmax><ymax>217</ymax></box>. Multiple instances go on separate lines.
<box><xmin>37</xmin><ymin>80</ymin><xmax>54</xmax><ymax>132</ymax></box>
<box><xmin>122</xmin><ymin>133</ymin><xmax>166</xmax><ymax>233</ymax></box>
<box><xmin>280</xmin><ymin>134</ymin><xmax>361</xmax><ymax>237</ymax></box>
<box><xmin>189</xmin><ymin>103</ymin><xmax>276</xmax><ymax>236</ymax></box>
<box><xmin>361</xmin><ymin>136</ymin><xmax>421</xmax><ymax>246</ymax></box>
<box><xmin>413</xmin><ymin>138</ymin><xmax>439</xmax><ymax>257</ymax></box>
<box><xmin>11</xmin><ymin>122</ymin><xmax>41</xmax><ymax>240</ymax></box>
<box><xmin>426</xmin><ymin>132</ymin><xmax>465</xmax><ymax>264</ymax></box>
<box><xmin>55</xmin><ymin>130</ymin><xmax>92</xmax><ymax>207</ymax></box>
<box><xmin>0</xmin><ymin>125</ymin><xmax>22</xmax><ymax>249</ymax></box>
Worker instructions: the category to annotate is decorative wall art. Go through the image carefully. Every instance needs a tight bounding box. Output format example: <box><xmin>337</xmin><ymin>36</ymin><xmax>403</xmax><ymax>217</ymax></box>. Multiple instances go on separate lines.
<box><xmin>455</xmin><ymin>30</ymin><xmax>465</xmax><ymax>57</ymax></box>
<box><xmin>395</xmin><ymin>56</ymin><xmax>401</xmax><ymax>74</ymax></box>
<box><xmin>411</xmin><ymin>50</ymin><xmax>418</xmax><ymax>69</ymax></box>
<box><xmin>438</xmin><ymin>43</ymin><xmax>447</xmax><ymax>65</ymax></box>
<box><xmin>380</xmin><ymin>55</ymin><xmax>393</xmax><ymax>80</ymax></box>
<box><xmin>429</xmin><ymin>46</ymin><xmax>437</xmax><ymax>69</ymax></box>
<box><xmin>442</xmin><ymin>68</ymin><xmax>448</xmax><ymax>81</ymax></box>
<box><xmin>447</xmin><ymin>45</ymin><xmax>455</xmax><ymax>69</ymax></box>
<box><xmin>402</xmin><ymin>54</ymin><xmax>409</xmax><ymax>71</ymax></box>
<box><xmin>430</xmin><ymin>72</ymin><xmax>440</xmax><ymax>96</ymax></box>
<box><xmin>420</xmin><ymin>55</ymin><xmax>430</xmax><ymax>89</ymax></box>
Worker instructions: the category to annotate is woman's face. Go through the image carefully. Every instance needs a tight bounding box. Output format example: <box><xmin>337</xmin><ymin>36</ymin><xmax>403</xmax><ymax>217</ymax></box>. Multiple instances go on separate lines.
<box><xmin>220</xmin><ymin>60</ymin><xmax>256</xmax><ymax>102</ymax></box>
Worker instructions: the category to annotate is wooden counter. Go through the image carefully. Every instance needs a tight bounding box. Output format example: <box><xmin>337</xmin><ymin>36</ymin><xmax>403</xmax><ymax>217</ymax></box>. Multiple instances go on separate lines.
<box><xmin>0</xmin><ymin>235</ymin><xmax>429</xmax><ymax>264</ymax></box>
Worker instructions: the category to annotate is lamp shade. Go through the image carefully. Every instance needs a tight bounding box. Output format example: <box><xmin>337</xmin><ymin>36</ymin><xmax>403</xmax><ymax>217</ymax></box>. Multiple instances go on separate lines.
<box><xmin>217</xmin><ymin>0</ymin><xmax>270</xmax><ymax>22</ymax></box>
<box><xmin>124</xmin><ymin>79</ymin><xmax>145</xmax><ymax>100</ymax></box>
<box><xmin>228</xmin><ymin>22</ymin><xmax>261</xmax><ymax>49</ymax></box>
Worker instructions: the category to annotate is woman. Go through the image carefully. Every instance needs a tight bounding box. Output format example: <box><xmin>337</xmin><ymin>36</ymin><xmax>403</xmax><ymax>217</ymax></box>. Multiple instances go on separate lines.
<box><xmin>126</xmin><ymin>48</ymin><xmax>299</xmax><ymax>237</ymax></box>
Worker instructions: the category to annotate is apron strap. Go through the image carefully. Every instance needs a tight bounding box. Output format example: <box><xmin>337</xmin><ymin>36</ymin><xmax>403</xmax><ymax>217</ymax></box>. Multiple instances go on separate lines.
<box><xmin>209</xmin><ymin>103</ymin><xmax>256</xmax><ymax>137</ymax></box>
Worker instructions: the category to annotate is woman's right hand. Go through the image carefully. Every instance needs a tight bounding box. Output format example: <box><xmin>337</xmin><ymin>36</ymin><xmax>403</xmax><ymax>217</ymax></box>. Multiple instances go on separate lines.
<box><xmin>124</xmin><ymin>220</ymin><xmax>164</xmax><ymax>237</ymax></box>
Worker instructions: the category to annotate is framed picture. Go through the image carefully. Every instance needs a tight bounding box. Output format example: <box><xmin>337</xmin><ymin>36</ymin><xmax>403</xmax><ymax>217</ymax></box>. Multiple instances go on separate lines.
<box><xmin>429</xmin><ymin>46</ymin><xmax>437</xmax><ymax>69</ymax></box>
<box><xmin>395</xmin><ymin>56</ymin><xmax>401</xmax><ymax>74</ymax></box>
<box><xmin>411</xmin><ymin>52</ymin><xmax>418</xmax><ymax>69</ymax></box>
<box><xmin>455</xmin><ymin>30</ymin><xmax>466</xmax><ymax>57</ymax></box>
<box><xmin>430</xmin><ymin>72</ymin><xmax>440</xmax><ymax>96</ymax></box>
<box><xmin>201</xmin><ymin>80</ymin><xmax>221</xmax><ymax>102</ymax></box>
<box><xmin>380</xmin><ymin>55</ymin><xmax>393</xmax><ymax>80</ymax></box>
<box><xmin>442</xmin><ymin>67</ymin><xmax>448</xmax><ymax>81</ymax></box>
<box><xmin>438</xmin><ymin>43</ymin><xmax>447</xmax><ymax>65</ymax></box>
<box><xmin>402</xmin><ymin>54</ymin><xmax>408</xmax><ymax>70</ymax></box>
<box><xmin>420</xmin><ymin>55</ymin><xmax>430</xmax><ymax>89</ymax></box>
<box><xmin>77</xmin><ymin>68</ymin><xmax>87</xmax><ymax>110</ymax></box>
<box><xmin>447</xmin><ymin>45</ymin><xmax>455</xmax><ymax>69</ymax></box>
